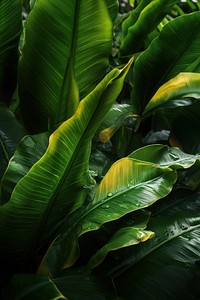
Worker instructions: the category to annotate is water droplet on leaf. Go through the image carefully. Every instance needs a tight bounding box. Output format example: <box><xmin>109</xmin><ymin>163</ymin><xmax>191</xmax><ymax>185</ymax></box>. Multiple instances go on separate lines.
<box><xmin>107</xmin><ymin>192</ymin><xmax>113</xmax><ymax>197</ymax></box>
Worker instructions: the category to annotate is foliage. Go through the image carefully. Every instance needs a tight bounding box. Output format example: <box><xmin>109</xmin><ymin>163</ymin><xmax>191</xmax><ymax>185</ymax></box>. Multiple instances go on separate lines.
<box><xmin>0</xmin><ymin>0</ymin><xmax>200</xmax><ymax>299</ymax></box>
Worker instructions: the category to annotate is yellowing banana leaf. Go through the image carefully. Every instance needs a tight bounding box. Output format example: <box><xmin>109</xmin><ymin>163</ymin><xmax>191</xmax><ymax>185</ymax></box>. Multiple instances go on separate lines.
<box><xmin>0</xmin><ymin>61</ymin><xmax>131</xmax><ymax>270</ymax></box>
<box><xmin>42</xmin><ymin>157</ymin><xmax>177</xmax><ymax>275</ymax></box>
<box><xmin>0</xmin><ymin>0</ymin><xmax>22</xmax><ymax>104</ymax></box>
<box><xmin>131</xmin><ymin>12</ymin><xmax>200</xmax><ymax>115</ymax></box>
<box><xmin>18</xmin><ymin>0</ymin><xmax>117</xmax><ymax>132</ymax></box>
<box><xmin>120</xmin><ymin>0</ymin><xmax>177</xmax><ymax>56</ymax></box>
<box><xmin>129</xmin><ymin>144</ymin><xmax>200</xmax><ymax>169</ymax></box>
<box><xmin>144</xmin><ymin>72</ymin><xmax>200</xmax><ymax>117</ymax></box>
<box><xmin>85</xmin><ymin>226</ymin><xmax>154</xmax><ymax>274</ymax></box>
<box><xmin>113</xmin><ymin>208</ymin><xmax>200</xmax><ymax>299</ymax></box>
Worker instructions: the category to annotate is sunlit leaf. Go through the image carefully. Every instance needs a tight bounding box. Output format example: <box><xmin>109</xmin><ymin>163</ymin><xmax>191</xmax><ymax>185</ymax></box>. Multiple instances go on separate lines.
<box><xmin>43</xmin><ymin>157</ymin><xmax>176</xmax><ymax>275</ymax></box>
<box><xmin>0</xmin><ymin>0</ymin><xmax>22</xmax><ymax>104</ymax></box>
<box><xmin>131</xmin><ymin>12</ymin><xmax>200</xmax><ymax>114</ymax></box>
<box><xmin>144</xmin><ymin>72</ymin><xmax>200</xmax><ymax>117</ymax></box>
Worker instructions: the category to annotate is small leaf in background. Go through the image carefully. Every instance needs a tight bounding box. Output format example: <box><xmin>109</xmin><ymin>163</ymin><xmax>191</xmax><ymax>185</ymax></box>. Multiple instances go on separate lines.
<box><xmin>0</xmin><ymin>133</ymin><xmax>48</xmax><ymax>205</ymax></box>
<box><xmin>0</xmin><ymin>0</ymin><xmax>22</xmax><ymax>104</ymax></box>
<box><xmin>0</xmin><ymin>104</ymin><xmax>27</xmax><ymax>179</ymax></box>
<box><xmin>85</xmin><ymin>226</ymin><xmax>155</xmax><ymax>274</ymax></box>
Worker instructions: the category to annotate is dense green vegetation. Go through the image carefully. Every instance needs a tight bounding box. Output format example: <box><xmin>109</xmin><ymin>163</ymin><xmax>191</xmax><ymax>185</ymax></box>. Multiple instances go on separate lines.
<box><xmin>0</xmin><ymin>0</ymin><xmax>200</xmax><ymax>299</ymax></box>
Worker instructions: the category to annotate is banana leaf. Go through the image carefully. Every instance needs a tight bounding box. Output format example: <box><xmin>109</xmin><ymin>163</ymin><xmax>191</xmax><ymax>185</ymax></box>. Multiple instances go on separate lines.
<box><xmin>113</xmin><ymin>205</ymin><xmax>200</xmax><ymax>299</ymax></box>
<box><xmin>129</xmin><ymin>144</ymin><xmax>200</xmax><ymax>169</ymax></box>
<box><xmin>1</xmin><ymin>275</ymin><xmax>66</xmax><ymax>300</ymax></box>
<box><xmin>42</xmin><ymin>157</ymin><xmax>176</xmax><ymax>276</ymax></box>
<box><xmin>131</xmin><ymin>11</ymin><xmax>200</xmax><ymax>115</ymax></box>
<box><xmin>144</xmin><ymin>72</ymin><xmax>200</xmax><ymax>118</ymax></box>
<box><xmin>18</xmin><ymin>0</ymin><xmax>117</xmax><ymax>132</ymax></box>
<box><xmin>119</xmin><ymin>0</ymin><xmax>177</xmax><ymax>56</ymax></box>
<box><xmin>0</xmin><ymin>104</ymin><xmax>26</xmax><ymax>179</ymax></box>
<box><xmin>85</xmin><ymin>222</ymin><xmax>154</xmax><ymax>274</ymax></box>
<box><xmin>0</xmin><ymin>133</ymin><xmax>48</xmax><ymax>205</ymax></box>
<box><xmin>0</xmin><ymin>0</ymin><xmax>22</xmax><ymax>104</ymax></box>
<box><xmin>0</xmin><ymin>61</ymin><xmax>131</xmax><ymax>271</ymax></box>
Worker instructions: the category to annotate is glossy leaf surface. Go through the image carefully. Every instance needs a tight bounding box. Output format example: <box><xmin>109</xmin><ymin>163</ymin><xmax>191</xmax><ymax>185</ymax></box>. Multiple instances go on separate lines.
<box><xmin>0</xmin><ymin>62</ymin><xmax>131</xmax><ymax>270</ymax></box>
<box><xmin>120</xmin><ymin>0</ymin><xmax>177</xmax><ymax>56</ymax></box>
<box><xmin>43</xmin><ymin>157</ymin><xmax>176</xmax><ymax>275</ymax></box>
<box><xmin>129</xmin><ymin>144</ymin><xmax>200</xmax><ymax>169</ymax></box>
<box><xmin>144</xmin><ymin>72</ymin><xmax>200</xmax><ymax>117</ymax></box>
<box><xmin>0</xmin><ymin>133</ymin><xmax>48</xmax><ymax>205</ymax></box>
<box><xmin>131</xmin><ymin>12</ymin><xmax>200</xmax><ymax>114</ymax></box>
<box><xmin>0</xmin><ymin>104</ymin><xmax>26</xmax><ymax>179</ymax></box>
<box><xmin>18</xmin><ymin>0</ymin><xmax>116</xmax><ymax>132</ymax></box>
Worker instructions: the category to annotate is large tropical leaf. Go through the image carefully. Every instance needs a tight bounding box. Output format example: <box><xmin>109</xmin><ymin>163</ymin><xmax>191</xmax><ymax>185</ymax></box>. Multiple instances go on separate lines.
<box><xmin>131</xmin><ymin>12</ymin><xmax>200</xmax><ymax>114</ymax></box>
<box><xmin>0</xmin><ymin>0</ymin><xmax>22</xmax><ymax>104</ymax></box>
<box><xmin>18</xmin><ymin>0</ymin><xmax>117</xmax><ymax>132</ymax></box>
<box><xmin>120</xmin><ymin>0</ymin><xmax>177</xmax><ymax>56</ymax></box>
<box><xmin>42</xmin><ymin>157</ymin><xmax>176</xmax><ymax>276</ymax></box>
<box><xmin>143</xmin><ymin>72</ymin><xmax>200</xmax><ymax>118</ymax></box>
<box><xmin>0</xmin><ymin>61</ymin><xmax>131</xmax><ymax>271</ymax></box>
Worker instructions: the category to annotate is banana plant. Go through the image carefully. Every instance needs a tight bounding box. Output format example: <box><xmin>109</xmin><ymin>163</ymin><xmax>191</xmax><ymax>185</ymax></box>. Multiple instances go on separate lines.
<box><xmin>0</xmin><ymin>0</ymin><xmax>200</xmax><ymax>299</ymax></box>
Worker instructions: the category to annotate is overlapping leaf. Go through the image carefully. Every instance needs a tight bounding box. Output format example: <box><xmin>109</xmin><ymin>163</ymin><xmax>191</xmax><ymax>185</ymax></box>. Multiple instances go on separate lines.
<box><xmin>129</xmin><ymin>144</ymin><xmax>200</xmax><ymax>169</ymax></box>
<box><xmin>131</xmin><ymin>12</ymin><xmax>200</xmax><ymax>114</ymax></box>
<box><xmin>0</xmin><ymin>104</ymin><xmax>26</xmax><ymax>179</ymax></box>
<box><xmin>0</xmin><ymin>61</ymin><xmax>131</xmax><ymax>270</ymax></box>
<box><xmin>43</xmin><ymin>157</ymin><xmax>176</xmax><ymax>275</ymax></box>
<box><xmin>18</xmin><ymin>0</ymin><xmax>117</xmax><ymax>132</ymax></box>
<box><xmin>0</xmin><ymin>133</ymin><xmax>48</xmax><ymax>205</ymax></box>
<box><xmin>120</xmin><ymin>0</ymin><xmax>177</xmax><ymax>56</ymax></box>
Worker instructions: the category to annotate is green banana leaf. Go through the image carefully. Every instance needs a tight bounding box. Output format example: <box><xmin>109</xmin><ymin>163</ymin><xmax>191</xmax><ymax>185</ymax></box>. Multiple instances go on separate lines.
<box><xmin>119</xmin><ymin>0</ymin><xmax>177</xmax><ymax>56</ymax></box>
<box><xmin>131</xmin><ymin>11</ymin><xmax>200</xmax><ymax>115</ymax></box>
<box><xmin>113</xmin><ymin>206</ymin><xmax>200</xmax><ymax>299</ymax></box>
<box><xmin>53</xmin><ymin>273</ymin><xmax>116</xmax><ymax>300</ymax></box>
<box><xmin>42</xmin><ymin>157</ymin><xmax>176</xmax><ymax>275</ymax></box>
<box><xmin>0</xmin><ymin>61</ymin><xmax>131</xmax><ymax>271</ymax></box>
<box><xmin>85</xmin><ymin>221</ymin><xmax>154</xmax><ymax>274</ymax></box>
<box><xmin>129</xmin><ymin>144</ymin><xmax>200</xmax><ymax>169</ymax></box>
<box><xmin>0</xmin><ymin>104</ymin><xmax>26</xmax><ymax>179</ymax></box>
<box><xmin>144</xmin><ymin>72</ymin><xmax>200</xmax><ymax>118</ymax></box>
<box><xmin>1</xmin><ymin>275</ymin><xmax>66</xmax><ymax>300</ymax></box>
<box><xmin>18</xmin><ymin>0</ymin><xmax>117</xmax><ymax>132</ymax></box>
<box><xmin>0</xmin><ymin>0</ymin><xmax>22</xmax><ymax>104</ymax></box>
<box><xmin>1</xmin><ymin>272</ymin><xmax>117</xmax><ymax>299</ymax></box>
<box><xmin>0</xmin><ymin>133</ymin><xmax>48</xmax><ymax>205</ymax></box>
